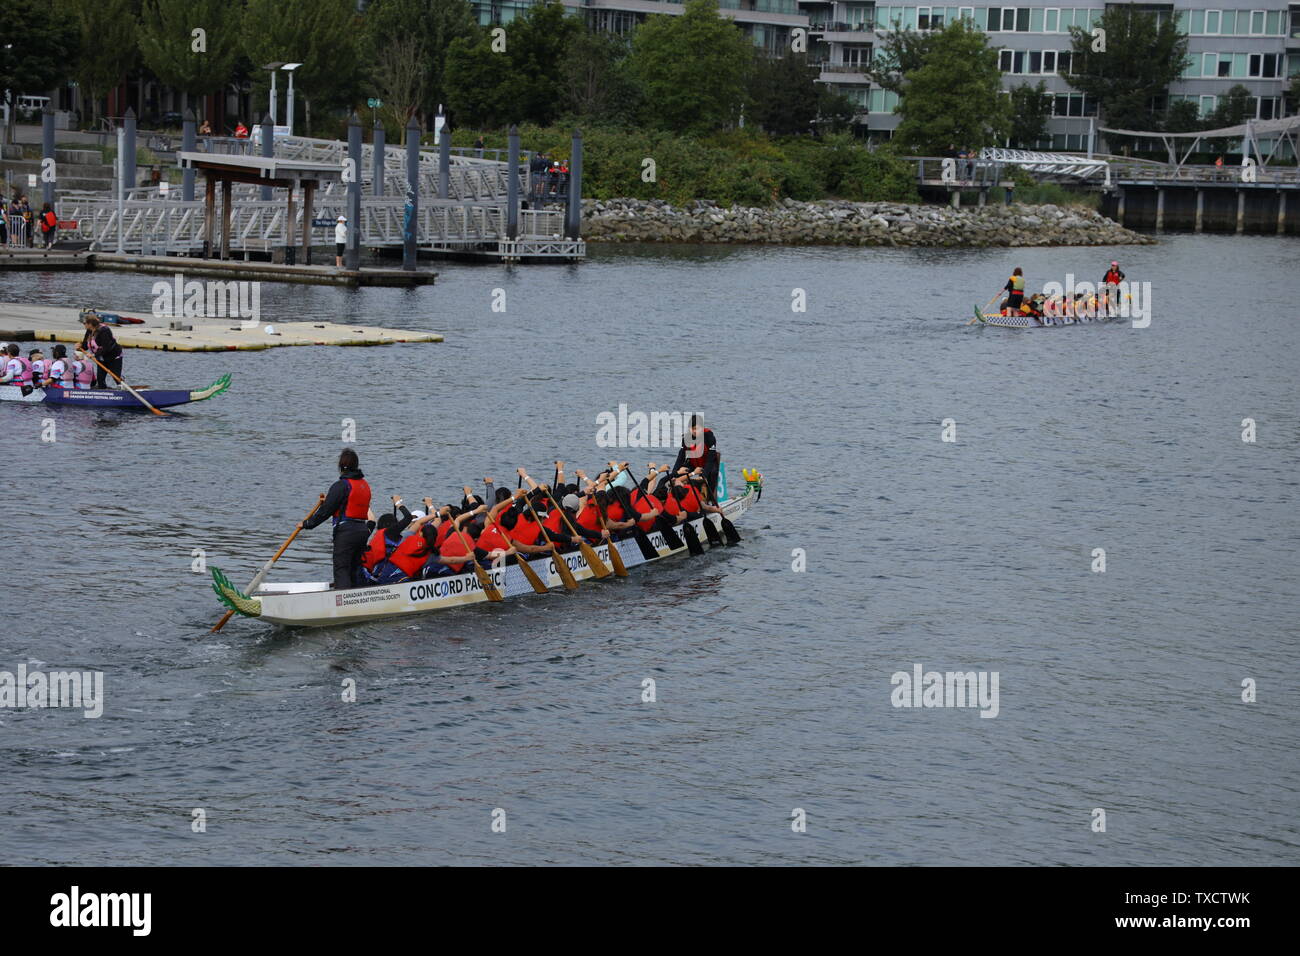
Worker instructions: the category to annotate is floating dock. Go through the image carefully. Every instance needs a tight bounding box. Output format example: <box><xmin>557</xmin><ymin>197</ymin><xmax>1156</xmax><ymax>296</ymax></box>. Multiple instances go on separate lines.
<box><xmin>0</xmin><ymin>248</ymin><xmax>435</xmax><ymax>287</ymax></box>
<box><xmin>0</xmin><ymin>303</ymin><xmax>442</xmax><ymax>352</ymax></box>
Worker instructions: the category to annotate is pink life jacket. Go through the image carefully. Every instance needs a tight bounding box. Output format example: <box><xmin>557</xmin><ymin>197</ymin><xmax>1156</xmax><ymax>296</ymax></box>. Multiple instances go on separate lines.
<box><xmin>31</xmin><ymin>358</ymin><xmax>48</xmax><ymax>381</ymax></box>
<box><xmin>74</xmin><ymin>357</ymin><xmax>95</xmax><ymax>387</ymax></box>
<box><xmin>7</xmin><ymin>355</ymin><xmax>33</xmax><ymax>386</ymax></box>
<box><xmin>48</xmin><ymin>358</ymin><xmax>73</xmax><ymax>387</ymax></box>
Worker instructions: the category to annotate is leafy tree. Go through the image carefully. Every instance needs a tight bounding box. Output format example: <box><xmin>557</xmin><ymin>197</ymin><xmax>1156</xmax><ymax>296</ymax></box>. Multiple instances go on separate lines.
<box><xmin>362</xmin><ymin>0</ymin><xmax>477</xmax><ymax>123</ymax></box>
<box><xmin>864</xmin><ymin>26</ymin><xmax>939</xmax><ymax>95</ymax></box>
<box><xmin>1009</xmin><ymin>81</ymin><xmax>1051</xmax><ymax>148</ymax></box>
<box><xmin>1162</xmin><ymin>99</ymin><xmax>1202</xmax><ymax>133</ymax></box>
<box><xmin>137</xmin><ymin>0</ymin><xmax>241</xmax><ymax>103</ymax></box>
<box><xmin>242</xmin><ymin>0</ymin><xmax>361</xmax><ymax>136</ymax></box>
<box><xmin>563</xmin><ymin>28</ymin><xmax>639</xmax><ymax>124</ymax></box>
<box><xmin>501</xmin><ymin>0</ymin><xmax>580</xmax><ymax>127</ymax></box>
<box><xmin>1066</xmin><ymin>7</ymin><xmax>1188</xmax><ymax>130</ymax></box>
<box><xmin>0</xmin><ymin>0</ymin><xmax>77</xmax><ymax>142</ymax></box>
<box><xmin>1207</xmin><ymin>83</ymin><xmax>1253</xmax><ymax>128</ymax></box>
<box><xmin>746</xmin><ymin>52</ymin><xmax>821</xmax><ymax>136</ymax></box>
<box><xmin>892</xmin><ymin>20</ymin><xmax>1010</xmax><ymax>154</ymax></box>
<box><xmin>628</xmin><ymin>0</ymin><xmax>752</xmax><ymax>133</ymax></box>
<box><xmin>815</xmin><ymin>87</ymin><xmax>859</xmax><ymax>134</ymax></box>
<box><xmin>444</xmin><ymin>32</ymin><xmax>512</xmax><ymax>128</ymax></box>
<box><xmin>63</xmin><ymin>0</ymin><xmax>140</xmax><ymax>128</ymax></box>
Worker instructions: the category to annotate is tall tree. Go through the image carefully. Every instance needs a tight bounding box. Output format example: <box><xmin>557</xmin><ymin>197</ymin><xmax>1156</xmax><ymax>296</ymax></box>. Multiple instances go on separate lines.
<box><xmin>1009</xmin><ymin>81</ymin><xmax>1051</xmax><ymax>148</ymax></box>
<box><xmin>444</xmin><ymin>33</ymin><xmax>512</xmax><ymax>128</ymax></box>
<box><xmin>501</xmin><ymin>0</ymin><xmax>580</xmax><ymax>127</ymax></box>
<box><xmin>747</xmin><ymin>52</ymin><xmax>819</xmax><ymax>137</ymax></box>
<box><xmin>64</xmin><ymin>0</ymin><xmax>140</xmax><ymax>128</ymax></box>
<box><xmin>562</xmin><ymin>28</ymin><xmax>638</xmax><ymax>124</ymax></box>
<box><xmin>892</xmin><ymin>19</ymin><xmax>1010</xmax><ymax>154</ymax></box>
<box><xmin>0</xmin><ymin>0</ymin><xmax>77</xmax><ymax>142</ymax></box>
<box><xmin>1065</xmin><ymin>7</ymin><xmax>1188</xmax><ymax>131</ymax></box>
<box><xmin>137</xmin><ymin>0</ymin><xmax>241</xmax><ymax>105</ymax></box>
<box><xmin>628</xmin><ymin>0</ymin><xmax>752</xmax><ymax>134</ymax></box>
<box><xmin>1162</xmin><ymin>99</ymin><xmax>1202</xmax><ymax>133</ymax></box>
<box><xmin>242</xmin><ymin>0</ymin><xmax>361</xmax><ymax>135</ymax></box>
<box><xmin>864</xmin><ymin>27</ymin><xmax>939</xmax><ymax>96</ymax></box>
<box><xmin>362</xmin><ymin>0</ymin><xmax>476</xmax><ymax>122</ymax></box>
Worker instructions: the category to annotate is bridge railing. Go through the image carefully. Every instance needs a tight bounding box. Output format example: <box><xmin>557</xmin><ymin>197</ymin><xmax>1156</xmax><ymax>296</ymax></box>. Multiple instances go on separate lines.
<box><xmin>908</xmin><ymin>156</ymin><xmax>1008</xmax><ymax>185</ymax></box>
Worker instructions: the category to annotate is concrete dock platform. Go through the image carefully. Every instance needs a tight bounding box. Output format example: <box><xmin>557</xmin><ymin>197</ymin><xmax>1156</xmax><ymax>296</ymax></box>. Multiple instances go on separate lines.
<box><xmin>0</xmin><ymin>248</ymin><xmax>436</xmax><ymax>287</ymax></box>
<box><xmin>0</xmin><ymin>303</ymin><xmax>442</xmax><ymax>352</ymax></box>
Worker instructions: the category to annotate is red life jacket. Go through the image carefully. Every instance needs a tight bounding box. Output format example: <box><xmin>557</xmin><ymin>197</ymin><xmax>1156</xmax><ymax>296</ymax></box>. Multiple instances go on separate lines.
<box><xmin>333</xmin><ymin>477</ymin><xmax>371</xmax><ymax>524</ymax></box>
<box><xmin>477</xmin><ymin>520</ymin><xmax>511</xmax><ymax>552</ymax></box>
<box><xmin>677</xmin><ymin>485</ymin><xmax>702</xmax><ymax>512</ymax></box>
<box><xmin>434</xmin><ymin>520</ymin><xmax>453</xmax><ymax>548</ymax></box>
<box><xmin>387</xmin><ymin>534</ymin><xmax>431</xmax><ymax>577</ymax></box>
<box><xmin>508</xmin><ymin>512</ymin><xmax>542</xmax><ymax>547</ymax></box>
<box><xmin>660</xmin><ymin>493</ymin><xmax>681</xmax><ymax>518</ymax></box>
<box><xmin>1104</xmin><ymin>269</ymin><xmax>1122</xmax><ymax>284</ymax></box>
<box><xmin>686</xmin><ymin>428</ymin><xmax>714</xmax><ymax>469</ymax></box>
<box><xmin>577</xmin><ymin>502</ymin><xmax>601</xmax><ymax>530</ymax></box>
<box><xmin>362</xmin><ymin>529</ymin><xmax>399</xmax><ymax>570</ymax></box>
<box><xmin>543</xmin><ymin>508</ymin><xmax>564</xmax><ymax>534</ymax></box>
<box><xmin>605</xmin><ymin>501</ymin><xmax>626</xmax><ymax>522</ymax></box>
<box><xmin>629</xmin><ymin>491</ymin><xmax>659</xmax><ymax>532</ymax></box>
<box><xmin>441</xmin><ymin>529</ymin><xmax>477</xmax><ymax>564</ymax></box>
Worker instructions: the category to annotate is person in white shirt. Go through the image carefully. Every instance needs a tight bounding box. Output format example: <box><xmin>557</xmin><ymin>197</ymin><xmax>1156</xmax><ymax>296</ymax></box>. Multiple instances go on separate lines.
<box><xmin>335</xmin><ymin>215</ymin><xmax>347</xmax><ymax>268</ymax></box>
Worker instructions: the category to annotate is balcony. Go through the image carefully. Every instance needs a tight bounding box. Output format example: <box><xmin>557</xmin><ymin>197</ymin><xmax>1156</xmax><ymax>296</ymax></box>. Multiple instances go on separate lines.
<box><xmin>809</xmin><ymin>19</ymin><xmax>876</xmax><ymax>34</ymax></box>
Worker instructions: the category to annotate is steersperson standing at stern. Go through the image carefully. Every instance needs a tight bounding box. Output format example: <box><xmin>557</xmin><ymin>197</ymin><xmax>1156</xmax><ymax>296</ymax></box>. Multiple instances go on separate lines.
<box><xmin>299</xmin><ymin>447</ymin><xmax>372</xmax><ymax>590</ymax></box>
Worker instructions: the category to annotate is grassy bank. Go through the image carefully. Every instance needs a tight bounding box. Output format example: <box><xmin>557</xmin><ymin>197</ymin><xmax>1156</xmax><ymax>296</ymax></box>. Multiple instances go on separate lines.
<box><xmin>450</xmin><ymin>126</ymin><xmax>920</xmax><ymax>207</ymax></box>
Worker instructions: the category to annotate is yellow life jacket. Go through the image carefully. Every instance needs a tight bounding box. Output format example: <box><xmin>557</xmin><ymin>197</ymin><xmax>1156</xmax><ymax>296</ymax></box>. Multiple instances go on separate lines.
<box><xmin>1010</xmin><ymin>275</ymin><xmax>1024</xmax><ymax>292</ymax></box>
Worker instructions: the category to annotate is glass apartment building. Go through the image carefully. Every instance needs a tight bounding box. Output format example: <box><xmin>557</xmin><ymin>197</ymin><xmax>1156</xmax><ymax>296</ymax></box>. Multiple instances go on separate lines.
<box><xmin>470</xmin><ymin>1</ymin><xmax>1300</xmax><ymax>148</ymax></box>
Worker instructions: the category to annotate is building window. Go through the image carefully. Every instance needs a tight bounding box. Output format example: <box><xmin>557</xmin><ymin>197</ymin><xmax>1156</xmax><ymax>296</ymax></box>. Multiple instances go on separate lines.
<box><xmin>1045</xmin><ymin>7</ymin><xmax>1058</xmax><ymax>32</ymax></box>
<box><xmin>1058</xmin><ymin>50</ymin><xmax>1072</xmax><ymax>74</ymax></box>
<box><xmin>1199</xmin><ymin>94</ymin><xmax>1216</xmax><ymax>117</ymax></box>
<box><xmin>1000</xmin><ymin>49</ymin><xmax>1013</xmax><ymax>72</ymax></box>
<box><xmin>1205</xmin><ymin>10</ymin><xmax>1221</xmax><ymax>35</ymax></box>
<box><xmin>1043</xmin><ymin>50</ymin><xmax>1056</xmax><ymax>73</ymax></box>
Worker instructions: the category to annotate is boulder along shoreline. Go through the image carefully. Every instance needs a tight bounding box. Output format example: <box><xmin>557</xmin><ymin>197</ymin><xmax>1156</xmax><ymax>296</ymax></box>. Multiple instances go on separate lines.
<box><xmin>581</xmin><ymin>198</ymin><xmax>1156</xmax><ymax>247</ymax></box>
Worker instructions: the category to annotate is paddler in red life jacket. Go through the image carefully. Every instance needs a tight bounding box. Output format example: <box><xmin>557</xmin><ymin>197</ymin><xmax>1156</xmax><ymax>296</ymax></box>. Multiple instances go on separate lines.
<box><xmin>359</xmin><ymin>496</ymin><xmax>418</xmax><ymax>583</ymax></box>
<box><xmin>1101</xmin><ymin>261</ymin><xmax>1125</xmax><ymax>317</ymax></box>
<box><xmin>299</xmin><ymin>447</ymin><xmax>372</xmax><ymax>590</ymax></box>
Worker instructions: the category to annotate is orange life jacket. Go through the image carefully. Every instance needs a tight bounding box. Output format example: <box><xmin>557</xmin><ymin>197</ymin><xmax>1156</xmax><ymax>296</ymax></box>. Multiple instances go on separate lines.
<box><xmin>685</xmin><ymin>428</ymin><xmax>714</xmax><ymax>469</ymax></box>
<box><xmin>508</xmin><ymin>511</ymin><xmax>542</xmax><ymax>547</ymax></box>
<box><xmin>333</xmin><ymin>477</ymin><xmax>371</xmax><ymax>524</ymax></box>
<box><xmin>388</xmin><ymin>534</ymin><xmax>432</xmax><ymax>577</ymax></box>
<box><xmin>477</xmin><ymin>520</ymin><xmax>511</xmax><ymax>552</ymax></box>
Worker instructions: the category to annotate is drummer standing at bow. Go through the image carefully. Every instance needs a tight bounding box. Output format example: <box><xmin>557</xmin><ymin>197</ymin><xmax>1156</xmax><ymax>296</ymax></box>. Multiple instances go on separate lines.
<box><xmin>300</xmin><ymin>448</ymin><xmax>372</xmax><ymax>590</ymax></box>
<box><xmin>79</xmin><ymin>313</ymin><xmax>123</xmax><ymax>389</ymax></box>
<box><xmin>672</xmin><ymin>414</ymin><xmax>721</xmax><ymax>503</ymax></box>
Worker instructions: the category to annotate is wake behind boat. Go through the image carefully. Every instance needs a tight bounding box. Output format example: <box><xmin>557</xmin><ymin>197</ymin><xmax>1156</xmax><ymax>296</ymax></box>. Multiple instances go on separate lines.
<box><xmin>0</xmin><ymin>374</ymin><xmax>231</xmax><ymax>410</ymax></box>
<box><xmin>212</xmin><ymin>478</ymin><xmax>761</xmax><ymax>628</ymax></box>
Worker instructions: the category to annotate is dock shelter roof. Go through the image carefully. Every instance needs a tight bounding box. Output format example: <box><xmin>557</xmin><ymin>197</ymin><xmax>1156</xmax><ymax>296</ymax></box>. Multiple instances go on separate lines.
<box><xmin>178</xmin><ymin>152</ymin><xmax>345</xmax><ymax>187</ymax></box>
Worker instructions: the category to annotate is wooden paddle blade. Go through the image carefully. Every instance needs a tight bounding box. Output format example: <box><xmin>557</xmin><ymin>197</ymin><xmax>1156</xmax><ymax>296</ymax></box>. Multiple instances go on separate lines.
<box><xmin>548</xmin><ymin>545</ymin><xmax>579</xmax><ymax>590</ymax></box>
<box><xmin>210</xmin><ymin>608</ymin><xmax>236</xmax><ymax>633</ymax></box>
<box><xmin>516</xmin><ymin>555</ymin><xmax>549</xmax><ymax>594</ymax></box>
<box><xmin>474</xmin><ymin>564</ymin><xmax>504</xmax><ymax>602</ymax></box>
<box><xmin>579</xmin><ymin>541</ymin><xmax>613</xmax><ymax>579</ymax></box>
<box><xmin>606</xmin><ymin>537</ymin><xmax>629</xmax><ymax>577</ymax></box>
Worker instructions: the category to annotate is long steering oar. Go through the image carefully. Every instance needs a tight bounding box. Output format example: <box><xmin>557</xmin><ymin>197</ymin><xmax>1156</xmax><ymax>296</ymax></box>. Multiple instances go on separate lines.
<box><xmin>521</xmin><ymin>492</ymin><xmax>578</xmax><ymax>591</ymax></box>
<box><xmin>539</xmin><ymin>486</ymin><xmax>612</xmax><ymax>579</ymax></box>
<box><xmin>451</xmin><ymin>517</ymin><xmax>504</xmax><ymax>602</ymax></box>
<box><xmin>211</xmin><ymin>494</ymin><xmax>324</xmax><ymax>633</ymax></box>
<box><xmin>87</xmin><ymin>351</ymin><xmax>168</xmax><ymax>415</ymax></box>
<box><xmin>968</xmin><ymin>288</ymin><xmax>1004</xmax><ymax>325</ymax></box>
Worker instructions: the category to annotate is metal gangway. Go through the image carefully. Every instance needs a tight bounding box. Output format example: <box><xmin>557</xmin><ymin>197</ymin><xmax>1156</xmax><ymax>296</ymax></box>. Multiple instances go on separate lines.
<box><xmin>977</xmin><ymin>147</ymin><xmax>1111</xmax><ymax>185</ymax></box>
<box><xmin>63</xmin><ymin>131</ymin><xmax>582</xmax><ymax>260</ymax></box>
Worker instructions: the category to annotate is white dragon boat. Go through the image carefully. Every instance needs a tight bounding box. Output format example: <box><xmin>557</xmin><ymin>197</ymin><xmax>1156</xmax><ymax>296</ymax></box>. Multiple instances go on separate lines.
<box><xmin>212</xmin><ymin>477</ymin><xmax>762</xmax><ymax>629</ymax></box>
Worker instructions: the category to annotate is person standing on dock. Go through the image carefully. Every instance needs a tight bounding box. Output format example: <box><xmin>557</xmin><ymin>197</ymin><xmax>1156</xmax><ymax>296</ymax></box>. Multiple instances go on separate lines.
<box><xmin>335</xmin><ymin>215</ymin><xmax>347</xmax><ymax>268</ymax></box>
<box><xmin>79</xmin><ymin>314</ymin><xmax>123</xmax><ymax>388</ymax></box>
<box><xmin>39</xmin><ymin>203</ymin><xmax>57</xmax><ymax>249</ymax></box>
<box><xmin>299</xmin><ymin>448</ymin><xmax>373</xmax><ymax>590</ymax></box>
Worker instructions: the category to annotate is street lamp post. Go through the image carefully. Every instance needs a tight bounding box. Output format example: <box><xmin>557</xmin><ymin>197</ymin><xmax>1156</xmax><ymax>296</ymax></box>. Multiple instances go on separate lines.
<box><xmin>263</xmin><ymin>62</ymin><xmax>284</xmax><ymax>126</ymax></box>
<box><xmin>282</xmin><ymin>64</ymin><xmax>301</xmax><ymax>135</ymax></box>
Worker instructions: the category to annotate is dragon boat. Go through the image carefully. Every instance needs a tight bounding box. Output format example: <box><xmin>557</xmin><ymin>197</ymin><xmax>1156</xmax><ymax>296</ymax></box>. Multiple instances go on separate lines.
<box><xmin>972</xmin><ymin>306</ymin><xmax>1123</xmax><ymax>329</ymax></box>
<box><xmin>212</xmin><ymin>475</ymin><xmax>763</xmax><ymax>629</ymax></box>
<box><xmin>0</xmin><ymin>374</ymin><xmax>231</xmax><ymax>410</ymax></box>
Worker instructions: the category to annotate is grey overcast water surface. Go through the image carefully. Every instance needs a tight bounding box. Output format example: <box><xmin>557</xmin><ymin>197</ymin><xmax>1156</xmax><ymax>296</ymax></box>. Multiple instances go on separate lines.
<box><xmin>1</xmin><ymin>234</ymin><xmax>1297</xmax><ymax>865</ymax></box>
